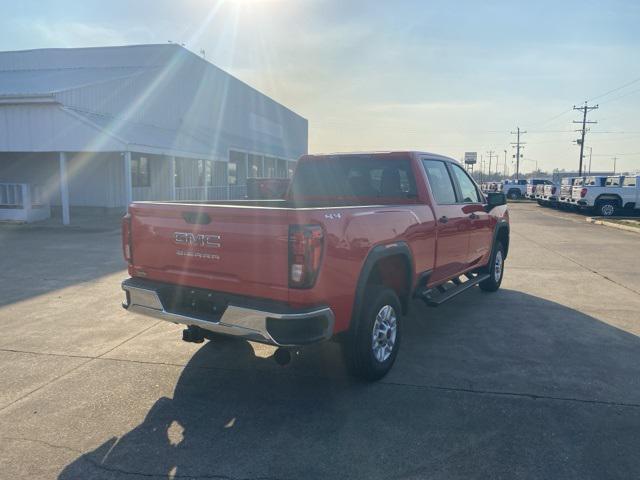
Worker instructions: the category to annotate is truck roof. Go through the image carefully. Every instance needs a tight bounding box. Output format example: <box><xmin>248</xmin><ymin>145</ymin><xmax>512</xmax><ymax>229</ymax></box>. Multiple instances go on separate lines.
<box><xmin>303</xmin><ymin>151</ymin><xmax>459</xmax><ymax>163</ymax></box>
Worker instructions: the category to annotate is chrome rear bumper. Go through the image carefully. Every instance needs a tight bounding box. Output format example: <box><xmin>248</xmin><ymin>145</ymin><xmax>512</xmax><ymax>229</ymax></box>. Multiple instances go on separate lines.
<box><xmin>121</xmin><ymin>278</ymin><xmax>335</xmax><ymax>347</ymax></box>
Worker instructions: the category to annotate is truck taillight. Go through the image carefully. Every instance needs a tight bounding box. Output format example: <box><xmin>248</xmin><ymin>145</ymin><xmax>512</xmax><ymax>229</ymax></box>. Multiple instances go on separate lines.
<box><xmin>288</xmin><ymin>225</ymin><xmax>324</xmax><ymax>288</ymax></box>
<box><xmin>580</xmin><ymin>188</ymin><xmax>588</xmax><ymax>198</ymax></box>
<box><xmin>122</xmin><ymin>213</ymin><xmax>132</xmax><ymax>263</ymax></box>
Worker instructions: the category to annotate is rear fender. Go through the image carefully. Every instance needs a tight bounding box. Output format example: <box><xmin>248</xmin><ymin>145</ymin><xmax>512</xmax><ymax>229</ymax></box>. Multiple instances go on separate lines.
<box><xmin>349</xmin><ymin>242</ymin><xmax>414</xmax><ymax>335</ymax></box>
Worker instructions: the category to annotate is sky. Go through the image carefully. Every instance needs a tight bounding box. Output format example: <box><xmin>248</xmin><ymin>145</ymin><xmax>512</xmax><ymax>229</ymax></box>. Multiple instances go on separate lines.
<box><xmin>1</xmin><ymin>0</ymin><xmax>640</xmax><ymax>174</ymax></box>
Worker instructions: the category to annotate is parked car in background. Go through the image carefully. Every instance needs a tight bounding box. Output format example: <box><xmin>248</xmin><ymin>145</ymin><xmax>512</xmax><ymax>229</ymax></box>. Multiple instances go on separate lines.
<box><xmin>538</xmin><ymin>182</ymin><xmax>560</xmax><ymax>207</ymax></box>
<box><xmin>558</xmin><ymin>177</ymin><xmax>582</xmax><ymax>208</ymax></box>
<box><xmin>503</xmin><ymin>179</ymin><xmax>528</xmax><ymax>199</ymax></box>
<box><xmin>621</xmin><ymin>175</ymin><xmax>640</xmax><ymax>211</ymax></box>
<box><xmin>580</xmin><ymin>175</ymin><xmax>640</xmax><ymax>216</ymax></box>
<box><xmin>120</xmin><ymin>151</ymin><xmax>510</xmax><ymax>380</ymax></box>
<box><xmin>569</xmin><ymin>175</ymin><xmax>616</xmax><ymax>215</ymax></box>
<box><xmin>526</xmin><ymin>179</ymin><xmax>553</xmax><ymax>199</ymax></box>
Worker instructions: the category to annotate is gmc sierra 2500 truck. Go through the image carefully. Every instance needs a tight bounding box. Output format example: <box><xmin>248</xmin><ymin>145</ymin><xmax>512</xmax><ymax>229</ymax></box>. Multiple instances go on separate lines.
<box><xmin>121</xmin><ymin>151</ymin><xmax>509</xmax><ymax>380</ymax></box>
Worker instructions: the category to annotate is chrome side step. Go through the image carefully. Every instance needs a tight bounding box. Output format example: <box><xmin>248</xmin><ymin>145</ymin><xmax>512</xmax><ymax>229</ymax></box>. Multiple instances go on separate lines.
<box><xmin>417</xmin><ymin>273</ymin><xmax>490</xmax><ymax>307</ymax></box>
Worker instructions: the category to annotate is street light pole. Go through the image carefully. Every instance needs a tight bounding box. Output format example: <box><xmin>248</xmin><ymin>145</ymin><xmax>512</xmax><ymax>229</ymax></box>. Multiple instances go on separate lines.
<box><xmin>503</xmin><ymin>150</ymin><xmax>507</xmax><ymax>178</ymax></box>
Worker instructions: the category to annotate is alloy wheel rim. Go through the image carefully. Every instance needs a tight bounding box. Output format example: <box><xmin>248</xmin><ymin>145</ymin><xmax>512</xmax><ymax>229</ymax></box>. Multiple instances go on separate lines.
<box><xmin>371</xmin><ymin>305</ymin><xmax>397</xmax><ymax>363</ymax></box>
<box><xmin>494</xmin><ymin>250</ymin><xmax>503</xmax><ymax>282</ymax></box>
<box><xmin>601</xmin><ymin>204</ymin><xmax>614</xmax><ymax>216</ymax></box>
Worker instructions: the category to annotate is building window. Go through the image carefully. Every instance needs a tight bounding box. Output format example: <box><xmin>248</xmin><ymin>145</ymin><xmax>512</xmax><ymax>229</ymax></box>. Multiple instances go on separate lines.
<box><xmin>228</xmin><ymin>161</ymin><xmax>237</xmax><ymax>186</ymax></box>
<box><xmin>175</xmin><ymin>158</ymin><xmax>185</xmax><ymax>187</ymax></box>
<box><xmin>131</xmin><ymin>156</ymin><xmax>150</xmax><ymax>187</ymax></box>
<box><xmin>229</xmin><ymin>150</ymin><xmax>248</xmax><ymax>186</ymax></box>
<box><xmin>197</xmin><ymin>159</ymin><xmax>206</xmax><ymax>186</ymax></box>
<box><xmin>276</xmin><ymin>159</ymin><xmax>288</xmax><ymax>178</ymax></box>
<box><xmin>211</xmin><ymin>161</ymin><xmax>227</xmax><ymax>186</ymax></box>
<box><xmin>248</xmin><ymin>154</ymin><xmax>263</xmax><ymax>178</ymax></box>
<box><xmin>205</xmin><ymin>160</ymin><xmax>213</xmax><ymax>186</ymax></box>
<box><xmin>264</xmin><ymin>157</ymin><xmax>276</xmax><ymax>178</ymax></box>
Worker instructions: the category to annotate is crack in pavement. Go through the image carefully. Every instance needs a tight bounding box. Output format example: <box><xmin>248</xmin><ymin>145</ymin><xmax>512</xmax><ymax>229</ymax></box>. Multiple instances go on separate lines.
<box><xmin>0</xmin><ymin>320</ymin><xmax>163</xmax><ymax>414</ymax></box>
<box><xmin>2</xmin><ymin>436</ymin><xmax>291</xmax><ymax>480</ymax></box>
<box><xmin>2</xmin><ymin>346</ymin><xmax>639</xmax><ymax>411</ymax></box>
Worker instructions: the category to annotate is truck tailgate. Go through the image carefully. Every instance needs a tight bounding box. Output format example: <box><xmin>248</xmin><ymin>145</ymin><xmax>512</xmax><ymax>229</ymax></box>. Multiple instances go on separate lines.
<box><xmin>128</xmin><ymin>203</ymin><xmax>291</xmax><ymax>302</ymax></box>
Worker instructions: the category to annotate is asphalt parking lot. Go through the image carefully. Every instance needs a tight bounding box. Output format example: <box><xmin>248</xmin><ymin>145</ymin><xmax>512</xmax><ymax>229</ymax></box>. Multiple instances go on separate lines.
<box><xmin>1</xmin><ymin>203</ymin><xmax>639</xmax><ymax>480</ymax></box>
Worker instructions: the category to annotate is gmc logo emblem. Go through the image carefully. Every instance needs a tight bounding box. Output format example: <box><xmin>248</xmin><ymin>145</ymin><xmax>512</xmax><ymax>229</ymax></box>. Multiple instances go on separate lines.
<box><xmin>174</xmin><ymin>232</ymin><xmax>221</xmax><ymax>248</ymax></box>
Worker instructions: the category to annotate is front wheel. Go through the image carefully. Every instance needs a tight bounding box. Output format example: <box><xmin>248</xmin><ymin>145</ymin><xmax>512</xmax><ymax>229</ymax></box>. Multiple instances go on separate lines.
<box><xmin>479</xmin><ymin>241</ymin><xmax>505</xmax><ymax>292</ymax></box>
<box><xmin>344</xmin><ymin>286</ymin><xmax>402</xmax><ymax>381</ymax></box>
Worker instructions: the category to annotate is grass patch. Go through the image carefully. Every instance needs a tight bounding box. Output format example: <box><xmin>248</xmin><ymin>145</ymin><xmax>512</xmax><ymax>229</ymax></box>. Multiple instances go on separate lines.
<box><xmin>607</xmin><ymin>219</ymin><xmax>640</xmax><ymax>229</ymax></box>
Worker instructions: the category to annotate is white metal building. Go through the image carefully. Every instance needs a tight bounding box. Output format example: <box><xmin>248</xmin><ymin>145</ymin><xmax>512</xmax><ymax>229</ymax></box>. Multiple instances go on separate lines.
<box><xmin>0</xmin><ymin>44</ymin><xmax>308</xmax><ymax>224</ymax></box>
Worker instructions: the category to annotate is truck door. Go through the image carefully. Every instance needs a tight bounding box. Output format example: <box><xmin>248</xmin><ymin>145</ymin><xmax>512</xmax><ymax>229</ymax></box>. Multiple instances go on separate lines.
<box><xmin>421</xmin><ymin>159</ymin><xmax>470</xmax><ymax>284</ymax></box>
<box><xmin>449</xmin><ymin>163</ymin><xmax>493</xmax><ymax>266</ymax></box>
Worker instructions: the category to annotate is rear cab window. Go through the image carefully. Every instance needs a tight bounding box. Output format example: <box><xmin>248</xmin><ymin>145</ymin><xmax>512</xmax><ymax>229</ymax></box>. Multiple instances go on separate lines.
<box><xmin>289</xmin><ymin>154</ymin><xmax>417</xmax><ymax>204</ymax></box>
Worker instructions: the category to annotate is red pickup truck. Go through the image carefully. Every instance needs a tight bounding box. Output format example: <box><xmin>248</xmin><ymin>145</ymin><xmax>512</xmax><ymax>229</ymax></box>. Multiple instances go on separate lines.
<box><xmin>121</xmin><ymin>151</ymin><xmax>509</xmax><ymax>380</ymax></box>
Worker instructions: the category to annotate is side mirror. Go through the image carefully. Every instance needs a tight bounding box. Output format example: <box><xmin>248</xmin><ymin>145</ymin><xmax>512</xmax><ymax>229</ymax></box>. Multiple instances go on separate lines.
<box><xmin>485</xmin><ymin>192</ymin><xmax>506</xmax><ymax>211</ymax></box>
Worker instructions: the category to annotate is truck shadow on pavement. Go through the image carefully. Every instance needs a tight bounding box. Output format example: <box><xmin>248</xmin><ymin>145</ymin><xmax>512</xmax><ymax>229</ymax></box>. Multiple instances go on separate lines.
<box><xmin>58</xmin><ymin>289</ymin><xmax>640</xmax><ymax>480</ymax></box>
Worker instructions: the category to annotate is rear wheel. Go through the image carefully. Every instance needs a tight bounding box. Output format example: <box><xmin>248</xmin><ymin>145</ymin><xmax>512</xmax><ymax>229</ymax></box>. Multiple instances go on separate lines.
<box><xmin>344</xmin><ymin>286</ymin><xmax>402</xmax><ymax>381</ymax></box>
<box><xmin>595</xmin><ymin>200</ymin><xmax>617</xmax><ymax>217</ymax></box>
<box><xmin>479</xmin><ymin>241</ymin><xmax>505</xmax><ymax>292</ymax></box>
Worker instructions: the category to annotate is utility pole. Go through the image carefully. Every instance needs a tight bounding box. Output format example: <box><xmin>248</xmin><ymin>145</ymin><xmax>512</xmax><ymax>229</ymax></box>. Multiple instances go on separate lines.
<box><xmin>510</xmin><ymin>127</ymin><xmax>526</xmax><ymax>180</ymax></box>
<box><xmin>486</xmin><ymin>150</ymin><xmax>496</xmax><ymax>179</ymax></box>
<box><xmin>613</xmin><ymin>156</ymin><xmax>617</xmax><ymax>174</ymax></box>
<box><xmin>573</xmin><ymin>101</ymin><xmax>599</xmax><ymax>176</ymax></box>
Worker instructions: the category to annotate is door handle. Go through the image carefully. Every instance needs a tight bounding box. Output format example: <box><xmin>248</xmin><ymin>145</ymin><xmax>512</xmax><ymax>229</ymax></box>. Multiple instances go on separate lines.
<box><xmin>439</xmin><ymin>216</ymin><xmax>449</xmax><ymax>224</ymax></box>
<box><xmin>469</xmin><ymin>212</ymin><xmax>479</xmax><ymax>220</ymax></box>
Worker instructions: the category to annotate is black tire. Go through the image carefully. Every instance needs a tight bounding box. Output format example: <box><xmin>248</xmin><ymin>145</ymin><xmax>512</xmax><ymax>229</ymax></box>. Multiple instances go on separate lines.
<box><xmin>507</xmin><ymin>190</ymin><xmax>520</xmax><ymax>200</ymax></box>
<box><xmin>344</xmin><ymin>286</ymin><xmax>402</xmax><ymax>381</ymax></box>
<box><xmin>479</xmin><ymin>241</ymin><xmax>505</xmax><ymax>292</ymax></box>
<box><xmin>594</xmin><ymin>200</ymin><xmax>617</xmax><ymax>217</ymax></box>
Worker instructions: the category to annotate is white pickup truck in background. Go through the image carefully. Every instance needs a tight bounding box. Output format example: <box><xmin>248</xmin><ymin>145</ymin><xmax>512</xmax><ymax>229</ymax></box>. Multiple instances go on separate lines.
<box><xmin>558</xmin><ymin>177</ymin><xmax>582</xmax><ymax>208</ymax></box>
<box><xmin>538</xmin><ymin>182</ymin><xmax>560</xmax><ymax>206</ymax></box>
<box><xmin>570</xmin><ymin>175</ymin><xmax>640</xmax><ymax>216</ymax></box>
<box><xmin>526</xmin><ymin>179</ymin><xmax>553</xmax><ymax>199</ymax></box>
<box><xmin>502</xmin><ymin>180</ymin><xmax>528</xmax><ymax>199</ymax></box>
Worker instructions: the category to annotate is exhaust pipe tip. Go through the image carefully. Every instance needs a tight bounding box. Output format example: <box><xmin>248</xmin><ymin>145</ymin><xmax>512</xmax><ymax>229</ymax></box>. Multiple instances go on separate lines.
<box><xmin>273</xmin><ymin>347</ymin><xmax>291</xmax><ymax>366</ymax></box>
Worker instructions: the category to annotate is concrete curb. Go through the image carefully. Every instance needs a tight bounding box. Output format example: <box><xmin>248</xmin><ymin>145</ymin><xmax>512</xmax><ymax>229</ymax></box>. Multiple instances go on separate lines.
<box><xmin>586</xmin><ymin>217</ymin><xmax>640</xmax><ymax>234</ymax></box>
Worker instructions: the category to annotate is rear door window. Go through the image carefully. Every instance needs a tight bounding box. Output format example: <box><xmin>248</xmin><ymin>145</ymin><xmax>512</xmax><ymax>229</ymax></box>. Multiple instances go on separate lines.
<box><xmin>422</xmin><ymin>160</ymin><xmax>457</xmax><ymax>204</ymax></box>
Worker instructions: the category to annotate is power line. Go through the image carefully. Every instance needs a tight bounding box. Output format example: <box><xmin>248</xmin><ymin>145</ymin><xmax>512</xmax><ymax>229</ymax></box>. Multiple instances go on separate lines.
<box><xmin>598</xmin><ymin>86</ymin><xmax>640</xmax><ymax>105</ymax></box>
<box><xmin>530</xmin><ymin>108</ymin><xmax>574</xmax><ymax>128</ymax></box>
<box><xmin>588</xmin><ymin>76</ymin><xmax>640</xmax><ymax>102</ymax></box>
